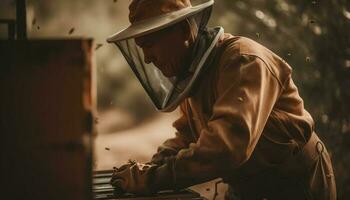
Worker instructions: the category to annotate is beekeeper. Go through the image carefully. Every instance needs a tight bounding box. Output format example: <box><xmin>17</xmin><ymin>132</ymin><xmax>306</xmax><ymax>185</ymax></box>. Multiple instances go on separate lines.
<box><xmin>107</xmin><ymin>0</ymin><xmax>336</xmax><ymax>199</ymax></box>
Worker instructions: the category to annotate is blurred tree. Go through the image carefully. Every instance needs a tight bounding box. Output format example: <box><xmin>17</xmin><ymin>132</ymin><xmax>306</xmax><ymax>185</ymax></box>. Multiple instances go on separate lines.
<box><xmin>211</xmin><ymin>0</ymin><xmax>350</xmax><ymax>198</ymax></box>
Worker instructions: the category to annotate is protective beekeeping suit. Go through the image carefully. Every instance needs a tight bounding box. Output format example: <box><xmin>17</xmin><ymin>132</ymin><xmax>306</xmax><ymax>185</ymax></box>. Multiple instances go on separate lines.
<box><xmin>107</xmin><ymin>0</ymin><xmax>336</xmax><ymax>199</ymax></box>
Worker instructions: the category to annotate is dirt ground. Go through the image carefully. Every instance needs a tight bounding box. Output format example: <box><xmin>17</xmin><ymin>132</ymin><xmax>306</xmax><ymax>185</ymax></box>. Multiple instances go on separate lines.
<box><xmin>94</xmin><ymin>109</ymin><xmax>228</xmax><ymax>200</ymax></box>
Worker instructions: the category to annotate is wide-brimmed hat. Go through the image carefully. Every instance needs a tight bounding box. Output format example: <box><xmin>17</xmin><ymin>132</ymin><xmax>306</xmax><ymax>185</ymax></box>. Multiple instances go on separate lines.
<box><xmin>106</xmin><ymin>0</ymin><xmax>214</xmax><ymax>43</ymax></box>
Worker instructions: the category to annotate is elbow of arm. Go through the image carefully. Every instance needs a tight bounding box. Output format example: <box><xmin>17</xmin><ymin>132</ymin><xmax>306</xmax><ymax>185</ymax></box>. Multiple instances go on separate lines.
<box><xmin>228</xmin><ymin>147</ymin><xmax>251</xmax><ymax>168</ymax></box>
<box><xmin>225</xmin><ymin>125</ymin><xmax>253</xmax><ymax>168</ymax></box>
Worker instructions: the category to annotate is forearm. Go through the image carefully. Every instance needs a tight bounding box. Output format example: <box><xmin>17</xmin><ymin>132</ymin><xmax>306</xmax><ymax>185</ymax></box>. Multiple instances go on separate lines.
<box><xmin>151</xmin><ymin>148</ymin><xmax>229</xmax><ymax>191</ymax></box>
<box><xmin>150</xmin><ymin>113</ymin><xmax>195</xmax><ymax>165</ymax></box>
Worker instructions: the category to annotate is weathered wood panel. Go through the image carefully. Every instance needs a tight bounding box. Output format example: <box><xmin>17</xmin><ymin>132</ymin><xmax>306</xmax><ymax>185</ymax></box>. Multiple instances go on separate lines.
<box><xmin>0</xmin><ymin>39</ymin><xmax>96</xmax><ymax>200</ymax></box>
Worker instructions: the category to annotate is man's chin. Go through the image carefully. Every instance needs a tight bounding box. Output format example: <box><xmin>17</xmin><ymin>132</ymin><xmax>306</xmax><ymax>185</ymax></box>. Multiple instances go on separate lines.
<box><xmin>156</xmin><ymin>65</ymin><xmax>176</xmax><ymax>77</ymax></box>
<box><xmin>154</xmin><ymin>62</ymin><xmax>182</xmax><ymax>78</ymax></box>
<box><xmin>161</xmin><ymin>71</ymin><xmax>175</xmax><ymax>78</ymax></box>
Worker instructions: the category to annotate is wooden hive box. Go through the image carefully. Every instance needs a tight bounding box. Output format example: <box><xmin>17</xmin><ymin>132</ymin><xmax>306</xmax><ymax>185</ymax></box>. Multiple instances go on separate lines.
<box><xmin>0</xmin><ymin>39</ymin><xmax>96</xmax><ymax>200</ymax></box>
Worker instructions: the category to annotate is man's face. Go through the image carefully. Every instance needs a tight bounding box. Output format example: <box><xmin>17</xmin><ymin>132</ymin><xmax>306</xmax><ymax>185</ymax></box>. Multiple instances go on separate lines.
<box><xmin>135</xmin><ymin>24</ymin><xmax>191</xmax><ymax>77</ymax></box>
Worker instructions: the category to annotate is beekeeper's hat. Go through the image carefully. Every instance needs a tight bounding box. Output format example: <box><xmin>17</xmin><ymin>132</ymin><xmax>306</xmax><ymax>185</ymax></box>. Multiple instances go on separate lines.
<box><xmin>107</xmin><ymin>0</ymin><xmax>214</xmax><ymax>43</ymax></box>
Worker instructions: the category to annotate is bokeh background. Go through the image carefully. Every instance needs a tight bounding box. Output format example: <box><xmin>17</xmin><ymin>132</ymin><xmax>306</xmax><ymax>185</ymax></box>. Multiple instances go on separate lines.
<box><xmin>1</xmin><ymin>0</ymin><xmax>349</xmax><ymax>199</ymax></box>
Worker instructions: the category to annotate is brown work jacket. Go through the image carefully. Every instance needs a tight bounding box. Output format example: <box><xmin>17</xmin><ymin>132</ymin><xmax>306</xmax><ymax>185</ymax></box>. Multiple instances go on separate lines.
<box><xmin>150</xmin><ymin>33</ymin><xmax>333</xmax><ymax>198</ymax></box>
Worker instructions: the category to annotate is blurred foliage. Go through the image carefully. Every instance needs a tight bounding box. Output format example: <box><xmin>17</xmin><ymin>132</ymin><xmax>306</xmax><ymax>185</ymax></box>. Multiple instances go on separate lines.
<box><xmin>210</xmin><ymin>0</ymin><xmax>350</xmax><ymax>198</ymax></box>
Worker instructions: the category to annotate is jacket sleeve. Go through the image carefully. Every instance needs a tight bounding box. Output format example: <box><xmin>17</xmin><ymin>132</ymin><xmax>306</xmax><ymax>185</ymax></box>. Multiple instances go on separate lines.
<box><xmin>150</xmin><ymin>107</ymin><xmax>195</xmax><ymax>165</ymax></box>
<box><xmin>150</xmin><ymin>54</ymin><xmax>284</xmax><ymax>190</ymax></box>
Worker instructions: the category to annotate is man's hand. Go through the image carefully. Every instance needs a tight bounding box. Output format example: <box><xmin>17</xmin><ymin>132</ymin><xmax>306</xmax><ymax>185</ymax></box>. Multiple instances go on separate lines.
<box><xmin>110</xmin><ymin>162</ymin><xmax>158</xmax><ymax>194</ymax></box>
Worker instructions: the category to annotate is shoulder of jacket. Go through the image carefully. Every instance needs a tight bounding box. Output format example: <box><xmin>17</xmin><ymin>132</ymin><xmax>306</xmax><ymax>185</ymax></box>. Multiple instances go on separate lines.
<box><xmin>218</xmin><ymin>35</ymin><xmax>292</xmax><ymax>88</ymax></box>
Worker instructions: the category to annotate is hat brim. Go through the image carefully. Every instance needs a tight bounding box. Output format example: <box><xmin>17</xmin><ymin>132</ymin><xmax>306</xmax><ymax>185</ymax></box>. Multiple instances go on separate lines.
<box><xmin>106</xmin><ymin>0</ymin><xmax>214</xmax><ymax>43</ymax></box>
